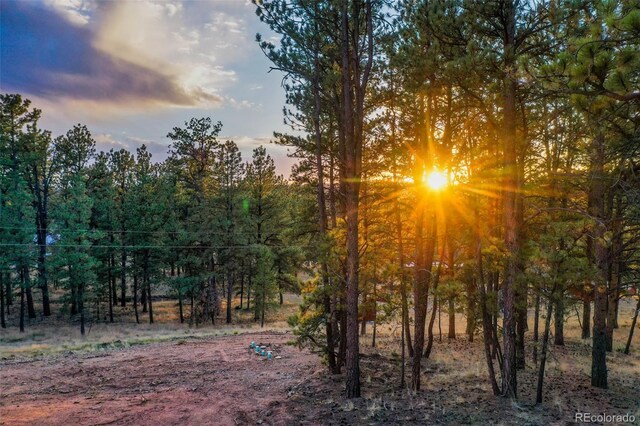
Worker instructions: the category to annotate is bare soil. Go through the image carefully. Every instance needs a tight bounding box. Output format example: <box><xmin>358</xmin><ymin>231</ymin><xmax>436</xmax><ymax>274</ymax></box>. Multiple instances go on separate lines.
<box><xmin>1</xmin><ymin>328</ymin><xmax>639</xmax><ymax>425</ymax></box>
<box><xmin>1</xmin><ymin>298</ymin><xmax>639</xmax><ymax>425</ymax></box>
<box><xmin>0</xmin><ymin>331</ymin><xmax>314</xmax><ymax>426</ymax></box>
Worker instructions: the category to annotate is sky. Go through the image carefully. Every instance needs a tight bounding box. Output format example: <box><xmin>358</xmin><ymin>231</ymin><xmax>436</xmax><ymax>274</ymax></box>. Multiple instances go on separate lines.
<box><xmin>0</xmin><ymin>0</ymin><xmax>297</xmax><ymax>175</ymax></box>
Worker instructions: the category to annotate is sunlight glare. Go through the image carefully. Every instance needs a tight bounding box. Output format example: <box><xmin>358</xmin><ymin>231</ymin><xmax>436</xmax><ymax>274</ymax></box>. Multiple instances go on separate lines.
<box><xmin>426</xmin><ymin>170</ymin><xmax>447</xmax><ymax>190</ymax></box>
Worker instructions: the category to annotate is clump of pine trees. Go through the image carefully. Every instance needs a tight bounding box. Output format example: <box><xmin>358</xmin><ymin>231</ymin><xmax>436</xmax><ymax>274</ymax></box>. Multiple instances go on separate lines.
<box><xmin>0</xmin><ymin>94</ymin><xmax>305</xmax><ymax>335</ymax></box>
<box><xmin>253</xmin><ymin>0</ymin><xmax>640</xmax><ymax>402</ymax></box>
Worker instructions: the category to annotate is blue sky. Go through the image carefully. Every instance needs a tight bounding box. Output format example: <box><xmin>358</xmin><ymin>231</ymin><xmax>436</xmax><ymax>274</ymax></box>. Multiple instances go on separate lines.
<box><xmin>0</xmin><ymin>0</ymin><xmax>297</xmax><ymax>174</ymax></box>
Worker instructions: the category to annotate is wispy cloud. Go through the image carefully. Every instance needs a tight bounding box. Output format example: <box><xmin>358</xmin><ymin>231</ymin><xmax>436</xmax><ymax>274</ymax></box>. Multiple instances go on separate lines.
<box><xmin>94</xmin><ymin>133</ymin><xmax>171</xmax><ymax>161</ymax></box>
<box><xmin>0</xmin><ymin>1</ymin><xmax>228</xmax><ymax>110</ymax></box>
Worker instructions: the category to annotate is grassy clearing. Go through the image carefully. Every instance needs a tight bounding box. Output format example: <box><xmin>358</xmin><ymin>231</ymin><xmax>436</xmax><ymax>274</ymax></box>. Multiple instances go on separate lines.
<box><xmin>0</xmin><ymin>294</ymin><xmax>301</xmax><ymax>359</ymax></box>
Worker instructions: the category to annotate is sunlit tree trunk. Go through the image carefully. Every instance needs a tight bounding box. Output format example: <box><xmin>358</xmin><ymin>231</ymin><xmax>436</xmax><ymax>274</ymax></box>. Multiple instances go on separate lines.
<box><xmin>501</xmin><ymin>0</ymin><xmax>518</xmax><ymax>399</ymax></box>
<box><xmin>590</xmin><ymin>131</ymin><xmax>608</xmax><ymax>389</ymax></box>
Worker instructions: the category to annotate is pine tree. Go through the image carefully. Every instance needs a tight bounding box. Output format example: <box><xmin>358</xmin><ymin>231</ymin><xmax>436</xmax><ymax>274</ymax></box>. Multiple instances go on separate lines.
<box><xmin>52</xmin><ymin>124</ymin><xmax>97</xmax><ymax>335</ymax></box>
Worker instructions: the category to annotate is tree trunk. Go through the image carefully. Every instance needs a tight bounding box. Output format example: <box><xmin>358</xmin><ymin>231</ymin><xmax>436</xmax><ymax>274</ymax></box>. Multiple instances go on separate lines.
<box><xmin>477</xmin><ymin>228</ymin><xmax>500</xmax><ymax>395</ymax></box>
<box><xmin>411</xmin><ymin>206</ymin><xmax>428</xmax><ymax>392</ymax></box>
<box><xmin>239</xmin><ymin>271</ymin><xmax>244</xmax><ymax>309</ymax></box>
<box><xmin>141</xmin><ymin>273</ymin><xmax>147</xmax><ymax>313</ymax></box>
<box><xmin>448</xmin><ymin>298</ymin><xmax>456</xmax><ymax>339</ymax></box>
<box><xmin>25</xmin><ymin>269</ymin><xmax>35</xmax><ymax>319</ymax></box>
<box><xmin>79</xmin><ymin>281</ymin><xmax>85</xmax><ymax>336</ymax></box>
<box><xmin>582</xmin><ymin>297</ymin><xmax>591</xmax><ymax>339</ymax></box>
<box><xmin>120</xmin><ymin>250</ymin><xmax>126</xmax><ymax>307</ymax></box>
<box><xmin>145</xmin><ymin>253</ymin><xmax>153</xmax><ymax>324</ymax></box>
<box><xmin>371</xmin><ymin>280</ymin><xmax>377</xmax><ymax>348</ymax></box>
<box><xmin>439</xmin><ymin>301</ymin><xmax>444</xmax><ymax>341</ymax></box>
<box><xmin>110</xmin><ymin>253</ymin><xmax>117</xmax><ymax>305</ymax></box>
<box><xmin>536</xmin><ymin>296</ymin><xmax>554</xmax><ymax>404</ymax></box>
<box><xmin>19</xmin><ymin>279</ymin><xmax>25</xmax><ymax>333</ymax></box>
<box><xmin>610</xmin><ymin>196</ymin><xmax>622</xmax><ymax>333</ymax></box>
<box><xmin>210</xmin><ymin>276</ymin><xmax>216</xmax><ymax>325</ymax></box>
<box><xmin>624</xmin><ymin>297</ymin><xmax>640</xmax><ymax>355</ymax></box>
<box><xmin>227</xmin><ymin>271</ymin><xmax>233</xmax><ymax>324</ymax></box>
<box><xmin>425</xmin><ymin>245</ymin><xmax>445</xmax><ymax>359</ymax></box>
<box><xmin>5</xmin><ymin>275</ymin><xmax>12</xmax><ymax>308</ymax></box>
<box><xmin>189</xmin><ymin>291</ymin><xmax>194</xmax><ymax>327</ymax></box>
<box><xmin>338</xmin><ymin>300</ymin><xmax>347</xmax><ymax>371</ymax></box>
<box><xmin>324</xmin><ymin>290</ymin><xmax>338</xmax><ymax>373</ymax></box>
<box><xmin>107</xmin><ymin>265</ymin><xmax>114</xmax><ymax>323</ymax></box>
<box><xmin>412</xmin><ymin>213</ymin><xmax>435</xmax><ymax>391</ymax></box>
<box><xmin>590</xmin><ymin>132</ymin><xmax>608</xmax><ymax>389</ymax></box>
<box><xmin>554</xmin><ymin>297</ymin><xmax>564</xmax><ymax>346</ymax></box>
<box><xmin>340</xmin><ymin>0</ymin><xmax>373</xmax><ymax>399</ymax></box>
<box><xmin>516</xmin><ymin>288</ymin><xmax>527</xmax><ymax>369</ymax></box>
<box><xmin>533</xmin><ymin>293</ymin><xmax>540</xmax><ymax>363</ymax></box>
<box><xmin>501</xmin><ymin>0</ymin><xmax>519</xmax><ymax>398</ymax></box>
<box><xmin>0</xmin><ymin>273</ymin><xmax>5</xmax><ymax>328</ymax></box>
<box><xmin>425</xmin><ymin>294</ymin><xmax>438</xmax><ymax>359</ymax></box>
<box><xmin>36</xmin><ymin>220</ymin><xmax>51</xmax><ymax>316</ymax></box>
<box><xmin>467</xmin><ymin>279</ymin><xmax>476</xmax><ymax>342</ymax></box>
<box><xmin>246</xmin><ymin>272</ymin><xmax>251</xmax><ymax>310</ymax></box>
<box><xmin>133</xmin><ymin>271</ymin><xmax>139</xmax><ymax>324</ymax></box>
<box><xmin>260</xmin><ymin>277</ymin><xmax>266</xmax><ymax>328</ymax></box>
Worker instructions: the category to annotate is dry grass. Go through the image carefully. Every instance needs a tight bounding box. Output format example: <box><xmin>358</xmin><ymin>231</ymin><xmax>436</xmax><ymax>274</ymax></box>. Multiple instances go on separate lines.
<box><xmin>347</xmin><ymin>297</ymin><xmax>640</xmax><ymax>423</ymax></box>
<box><xmin>1</xmin><ymin>292</ymin><xmax>638</xmax><ymax>424</ymax></box>
<box><xmin>0</xmin><ymin>294</ymin><xmax>301</xmax><ymax>359</ymax></box>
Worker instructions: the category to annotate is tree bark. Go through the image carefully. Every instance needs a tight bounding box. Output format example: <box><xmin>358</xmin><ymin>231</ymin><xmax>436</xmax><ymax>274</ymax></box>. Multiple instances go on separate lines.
<box><xmin>79</xmin><ymin>281</ymin><xmax>85</xmax><ymax>336</ymax></box>
<box><xmin>501</xmin><ymin>0</ymin><xmax>519</xmax><ymax>399</ymax></box>
<box><xmin>536</xmin><ymin>296</ymin><xmax>554</xmax><ymax>404</ymax></box>
<box><xmin>533</xmin><ymin>293</ymin><xmax>540</xmax><ymax>363</ymax></box>
<box><xmin>25</xmin><ymin>271</ymin><xmax>35</xmax><ymax>319</ymax></box>
<box><xmin>624</xmin><ymin>297</ymin><xmax>640</xmax><ymax>355</ymax></box>
<box><xmin>141</xmin><ymin>271</ymin><xmax>147</xmax><ymax>313</ymax></box>
<box><xmin>448</xmin><ymin>298</ymin><xmax>456</xmax><ymax>339</ymax></box>
<box><xmin>5</xmin><ymin>275</ymin><xmax>12</xmax><ymax>308</ymax></box>
<box><xmin>145</xmin><ymin>252</ymin><xmax>153</xmax><ymax>324</ymax></box>
<box><xmin>311</xmin><ymin>24</ymin><xmax>337</xmax><ymax>370</ymax></box>
<box><xmin>590</xmin><ymin>132</ymin><xmax>608</xmax><ymax>389</ymax></box>
<box><xmin>476</xmin><ymin>204</ymin><xmax>500</xmax><ymax>395</ymax></box>
<box><xmin>554</xmin><ymin>297</ymin><xmax>564</xmax><ymax>345</ymax></box>
<box><xmin>120</xmin><ymin>250</ymin><xmax>126</xmax><ymax>307</ymax></box>
<box><xmin>107</xmin><ymin>265</ymin><xmax>113</xmax><ymax>323</ymax></box>
<box><xmin>133</xmin><ymin>270</ymin><xmax>139</xmax><ymax>324</ymax></box>
<box><xmin>36</xmin><ymin>216</ymin><xmax>51</xmax><ymax>316</ymax></box>
<box><xmin>0</xmin><ymin>273</ymin><xmax>5</xmax><ymax>328</ymax></box>
<box><xmin>227</xmin><ymin>271</ymin><xmax>233</xmax><ymax>324</ymax></box>
<box><xmin>412</xmin><ymin>214</ymin><xmax>436</xmax><ymax>390</ymax></box>
<box><xmin>19</xmin><ymin>277</ymin><xmax>25</xmax><ymax>333</ymax></box>
<box><xmin>582</xmin><ymin>297</ymin><xmax>591</xmax><ymax>339</ymax></box>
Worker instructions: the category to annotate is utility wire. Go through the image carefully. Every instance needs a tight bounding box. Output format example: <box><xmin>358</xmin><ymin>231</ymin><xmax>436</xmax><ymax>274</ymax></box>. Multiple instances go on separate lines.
<box><xmin>0</xmin><ymin>226</ymin><xmax>292</xmax><ymax>236</ymax></box>
<box><xmin>0</xmin><ymin>243</ymin><xmax>312</xmax><ymax>249</ymax></box>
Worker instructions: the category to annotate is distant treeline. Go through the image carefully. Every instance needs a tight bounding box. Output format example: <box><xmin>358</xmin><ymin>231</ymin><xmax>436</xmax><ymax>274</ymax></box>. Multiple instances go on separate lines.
<box><xmin>0</xmin><ymin>94</ymin><xmax>309</xmax><ymax>334</ymax></box>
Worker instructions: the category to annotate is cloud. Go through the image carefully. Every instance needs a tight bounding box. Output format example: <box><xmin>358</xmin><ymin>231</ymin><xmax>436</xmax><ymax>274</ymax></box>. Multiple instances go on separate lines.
<box><xmin>94</xmin><ymin>133</ymin><xmax>128</xmax><ymax>152</ymax></box>
<box><xmin>224</xmin><ymin>135</ymin><xmax>295</xmax><ymax>177</ymax></box>
<box><xmin>94</xmin><ymin>133</ymin><xmax>171</xmax><ymax>161</ymax></box>
<box><xmin>44</xmin><ymin>0</ymin><xmax>94</xmax><ymax>25</ymax></box>
<box><xmin>93</xmin><ymin>133</ymin><xmax>292</xmax><ymax>175</ymax></box>
<box><xmin>0</xmin><ymin>1</ymin><xmax>222</xmax><ymax>109</ymax></box>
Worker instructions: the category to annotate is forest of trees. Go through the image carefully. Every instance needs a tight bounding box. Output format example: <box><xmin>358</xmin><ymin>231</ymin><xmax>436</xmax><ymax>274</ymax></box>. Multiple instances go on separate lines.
<box><xmin>1</xmin><ymin>0</ymin><xmax>639</xmax><ymax>407</ymax></box>
<box><xmin>0</xmin><ymin>98</ymin><xmax>306</xmax><ymax>334</ymax></box>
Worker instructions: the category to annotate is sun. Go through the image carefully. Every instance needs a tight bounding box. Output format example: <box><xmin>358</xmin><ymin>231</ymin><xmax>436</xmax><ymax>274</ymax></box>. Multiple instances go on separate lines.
<box><xmin>426</xmin><ymin>170</ymin><xmax>447</xmax><ymax>190</ymax></box>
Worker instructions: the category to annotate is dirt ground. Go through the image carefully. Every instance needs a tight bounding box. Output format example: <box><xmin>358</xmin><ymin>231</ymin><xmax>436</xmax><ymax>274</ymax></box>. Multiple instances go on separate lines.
<box><xmin>1</xmin><ymin>298</ymin><xmax>639</xmax><ymax>425</ymax></box>
<box><xmin>0</xmin><ymin>331</ymin><xmax>314</xmax><ymax>425</ymax></box>
<box><xmin>1</xmin><ymin>328</ymin><xmax>639</xmax><ymax>425</ymax></box>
